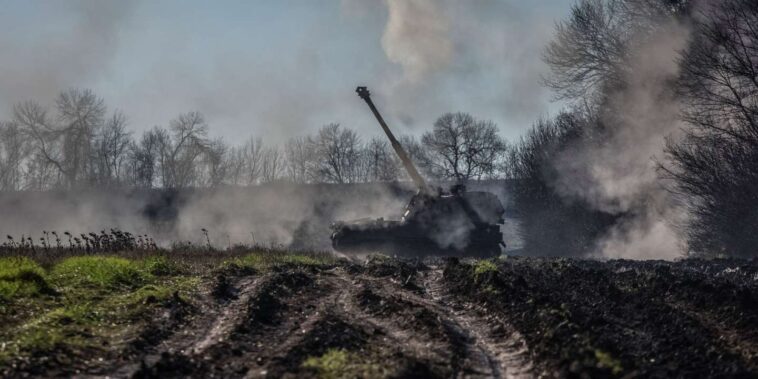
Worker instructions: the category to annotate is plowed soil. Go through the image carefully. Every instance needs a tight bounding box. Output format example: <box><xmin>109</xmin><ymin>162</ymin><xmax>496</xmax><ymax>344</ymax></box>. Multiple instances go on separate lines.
<box><xmin>107</xmin><ymin>258</ymin><xmax>533</xmax><ymax>379</ymax></box>
<box><xmin>5</xmin><ymin>256</ymin><xmax>758</xmax><ymax>378</ymax></box>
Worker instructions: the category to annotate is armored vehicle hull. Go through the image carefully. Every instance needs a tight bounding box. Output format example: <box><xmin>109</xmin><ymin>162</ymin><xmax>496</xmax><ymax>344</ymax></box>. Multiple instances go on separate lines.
<box><xmin>331</xmin><ymin>219</ymin><xmax>503</xmax><ymax>258</ymax></box>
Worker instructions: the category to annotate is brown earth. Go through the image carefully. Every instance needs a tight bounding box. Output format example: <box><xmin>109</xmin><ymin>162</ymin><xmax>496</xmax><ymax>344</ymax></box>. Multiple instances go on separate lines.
<box><xmin>104</xmin><ymin>257</ymin><xmax>533</xmax><ymax>379</ymax></box>
<box><xmin>4</xmin><ymin>255</ymin><xmax>757</xmax><ymax>378</ymax></box>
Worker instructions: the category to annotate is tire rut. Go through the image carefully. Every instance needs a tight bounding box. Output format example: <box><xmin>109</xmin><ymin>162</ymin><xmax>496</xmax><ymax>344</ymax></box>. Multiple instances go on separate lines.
<box><xmin>123</xmin><ymin>270</ymin><xmax>328</xmax><ymax>378</ymax></box>
<box><xmin>335</xmin><ymin>266</ymin><xmax>535</xmax><ymax>378</ymax></box>
<box><xmin>107</xmin><ymin>265</ymin><xmax>536</xmax><ymax>378</ymax></box>
<box><xmin>420</xmin><ymin>266</ymin><xmax>535</xmax><ymax>379</ymax></box>
<box><xmin>330</xmin><ymin>274</ymin><xmax>450</xmax><ymax>369</ymax></box>
<box><xmin>108</xmin><ymin>275</ymin><xmax>268</xmax><ymax>378</ymax></box>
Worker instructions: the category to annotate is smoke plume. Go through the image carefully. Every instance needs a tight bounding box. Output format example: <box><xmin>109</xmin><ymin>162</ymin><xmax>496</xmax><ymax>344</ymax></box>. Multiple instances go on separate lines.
<box><xmin>381</xmin><ymin>0</ymin><xmax>452</xmax><ymax>85</ymax></box>
<box><xmin>552</xmin><ymin>20</ymin><xmax>692</xmax><ymax>259</ymax></box>
<box><xmin>0</xmin><ymin>1</ymin><xmax>137</xmax><ymax>110</ymax></box>
<box><xmin>356</xmin><ymin>0</ymin><xmax>564</xmax><ymax>134</ymax></box>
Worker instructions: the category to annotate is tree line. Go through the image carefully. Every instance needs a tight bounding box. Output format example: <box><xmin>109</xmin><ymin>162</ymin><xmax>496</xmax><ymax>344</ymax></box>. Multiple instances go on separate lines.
<box><xmin>0</xmin><ymin>91</ymin><xmax>508</xmax><ymax>191</ymax></box>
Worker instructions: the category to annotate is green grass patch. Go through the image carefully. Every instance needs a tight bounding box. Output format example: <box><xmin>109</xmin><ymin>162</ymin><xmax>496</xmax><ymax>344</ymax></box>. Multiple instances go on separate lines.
<box><xmin>303</xmin><ymin>348</ymin><xmax>350</xmax><ymax>378</ymax></box>
<box><xmin>595</xmin><ymin>349</ymin><xmax>624</xmax><ymax>375</ymax></box>
<box><xmin>302</xmin><ymin>348</ymin><xmax>387</xmax><ymax>379</ymax></box>
<box><xmin>51</xmin><ymin>256</ymin><xmax>151</xmax><ymax>290</ymax></box>
<box><xmin>1</xmin><ymin>250</ymin><xmax>336</xmax><ymax>370</ymax></box>
<box><xmin>0</xmin><ymin>275</ymin><xmax>198</xmax><ymax>365</ymax></box>
<box><xmin>105</xmin><ymin>277</ymin><xmax>199</xmax><ymax>315</ymax></box>
<box><xmin>473</xmin><ymin>259</ymin><xmax>499</xmax><ymax>281</ymax></box>
<box><xmin>0</xmin><ymin>257</ymin><xmax>51</xmax><ymax>301</ymax></box>
<box><xmin>0</xmin><ymin>254</ymin><xmax>200</xmax><ymax>366</ymax></box>
<box><xmin>225</xmin><ymin>251</ymin><xmax>337</xmax><ymax>272</ymax></box>
<box><xmin>141</xmin><ymin>255</ymin><xmax>180</xmax><ymax>276</ymax></box>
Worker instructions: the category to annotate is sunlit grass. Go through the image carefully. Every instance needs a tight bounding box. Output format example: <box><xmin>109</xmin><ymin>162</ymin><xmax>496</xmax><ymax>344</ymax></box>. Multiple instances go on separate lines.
<box><xmin>51</xmin><ymin>256</ymin><xmax>152</xmax><ymax>289</ymax></box>
<box><xmin>0</xmin><ymin>257</ymin><xmax>51</xmax><ymax>301</ymax></box>
<box><xmin>302</xmin><ymin>348</ymin><xmax>388</xmax><ymax>379</ymax></box>
<box><xmin>473</xmin><ymin>259</ymin><xmax>499</xmax><ymax>280</ymax></box>
<box><xmin>224</xmin><ymin>250</ymin><xmax>338</xmax><ymax>272</ymax></box>
<box><xmin>0</xmin><ymin>255</ymin><xmax>192</xmax><ymax>364</ymax></box>
<box><xmin>0</xmin><ymin>249</ymin><xmax>338</xmax><ymax>366</ymax></box>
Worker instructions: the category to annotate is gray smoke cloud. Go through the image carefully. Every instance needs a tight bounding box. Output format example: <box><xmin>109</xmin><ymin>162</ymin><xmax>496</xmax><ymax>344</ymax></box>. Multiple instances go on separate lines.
<box><xmin>381</xmin><ymin>0</ymin><xmax>453</xmax><ymax>85</ymax></box>
<box><xmin>0</xmin><ymin>184</ymin><xmax>411</xmax><ymax>251</ymax></box>
<box><xmin>346</xmin><ymin>0</ymin><xmax>564</xmax><ymax>136</ymax></box>
<box><xmin>0</xmin><ymin>180</ymin><xmax>519</xmax><ymax>254</ymax></box>
<box><xmin>1</xmin><ymin>1</ymin><xmax>566</xmax><ymax>144</ymax></box>
<box><xmin>0</xmin><ymin>1</ymin><xmax>138</xmax><ymax>110</ymax></box>
<box><xmin>551</xmin><ymin>20</ymin><xmax>692</xmax><ymax>260</ymax></box>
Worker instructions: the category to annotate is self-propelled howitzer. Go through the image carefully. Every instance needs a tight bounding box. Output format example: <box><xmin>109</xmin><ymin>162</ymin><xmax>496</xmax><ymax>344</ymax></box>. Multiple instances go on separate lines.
<box><xmin>329</xmin><ymin>86</ymin><xmax>506</xmax><ymax>258</ymax></box>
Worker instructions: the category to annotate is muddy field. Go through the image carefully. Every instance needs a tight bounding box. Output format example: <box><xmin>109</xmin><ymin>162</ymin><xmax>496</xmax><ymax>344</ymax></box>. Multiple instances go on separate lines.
<box><xmin>2</xmin><ymin>254</ymin><xmax>757</xmax><ymax>378</ymax></box>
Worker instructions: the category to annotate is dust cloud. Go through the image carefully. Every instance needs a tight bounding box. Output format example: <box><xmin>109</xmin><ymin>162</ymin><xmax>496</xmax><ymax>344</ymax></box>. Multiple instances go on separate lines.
<box><xmin>0</xmin><ymin>184</ymin><xmax>411</xmax><ymax>251</ymax></box>
<box><xmin>0</xmin><ymin>1</ymin><xmax>138</xmax><ymax>111</ymax></box>
<box><xmin>552</xmin><ymin>20</ymin><xmax>692</xmax><ymax>259</ymax></box>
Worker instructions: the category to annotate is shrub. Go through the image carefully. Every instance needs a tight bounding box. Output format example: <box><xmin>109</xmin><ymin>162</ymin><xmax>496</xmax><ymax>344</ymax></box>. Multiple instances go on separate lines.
<box><xmin>0</xmin><ymin>257</ymin><xmax>50</xmax><ymax>300</ymax></box>
<box><xmin>141</xmin><ymin>255</ymin><xmax>179</xmax><ymax>276</ymax></box>
<box><xmin>473</xmin><ymin>260</ymin><xmax>498</xmax><ymax>277</ymax></box>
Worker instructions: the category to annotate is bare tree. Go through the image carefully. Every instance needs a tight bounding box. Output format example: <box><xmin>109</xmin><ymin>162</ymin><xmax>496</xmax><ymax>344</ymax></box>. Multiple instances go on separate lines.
<box><xmin>127</xmin><ymin>128</ymin><xmax>161</xmax><ymax>188</ymax></box>
<box><xmin>56</xmin><ymin>89</ymin><xmax>106</xmax><ymax>186</ymax></box>
<box><xmin>507</xmin><ymin>112</ymin><xmax>618</xmax><ymax>257</ymax></box>
<box><xmin>0</xmin><ymin>121</ymin><xmax>30</xmax><ymax>191</ymax></box>
<box><xmin>24</xmin><ymin>152</ymin><xmax>59</xmax><ymax>190</ymax></box>
<box><xmin>364</xmin><ymin>137</ymin><xmax>398</xmax><ymax>182</ymax></box>
<box><xmin>664</xmin><ymin>0</ymin><xmax>758</xmax><ymax>256</ymax></box>
<box><xmin>261</xmin><ymin>146</ymin><xmax>283</xmax><ymax>183</ymax></box>
<box><xmin>241</xmin><ymin>137</ymin><xmax>264</xmax><ymax>185</ymax></box>
<box><xmin>311</xmin><ymin>123</ymin><xmax>361</xmax><ymax>183</ymax></box>
<box><xmin>202</xmin><ymin>138</ymin><xmax>229</xmax><ymax>187</ymax></box>
<box><xmin>14</xmin><ymin>89</ymin><xmax>107</xmax><ymax>188</ymax></box>
<box><xmin>225</xmin><ymin>145</ymin><xmax>247</xmax><ymax>186</ymax></box>
<box><xmin>93</xmin><ymin>112</ymin><xmax>131</xmax><ymax>186</ymax></box>
<box><xmin>544</xmin><ymin>0</ymin><xmax>691</xmax><ymax>102</ymax></box>
<box><xmin>283</xmin><ymin>136</ymin><xmax>314</xmax><ymax>183</ymax></box>
<box><xmin>157</xmin><ymin>112</ymin><xmax>209</xmax><ymax>188</ymax></box>
<box><xmin>421</xmin><ymin>113</ymin><xmax>506</xmax><ymax>181</ymax></box>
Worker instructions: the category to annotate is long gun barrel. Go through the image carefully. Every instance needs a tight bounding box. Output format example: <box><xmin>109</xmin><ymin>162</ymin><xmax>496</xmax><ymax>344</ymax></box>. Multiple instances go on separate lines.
<box><xmin>356</xmin><ymin>86</ymin><xmax>430</xmax><ymax>194</ymax></box>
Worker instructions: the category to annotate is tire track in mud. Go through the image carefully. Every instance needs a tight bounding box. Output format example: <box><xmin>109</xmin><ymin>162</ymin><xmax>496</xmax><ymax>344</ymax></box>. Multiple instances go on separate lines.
<box><xmin>329</xmin><ymin>274</ymin><xmax>454</xmax><ymax>374</ymax></box>
<box><xmin>170</xmin><ymin>270</ymin><xmax>333</xmax><ymax>378</ymax></box>
<box><xmin>110</xmin><ymin>274</ymin><xmax>270</xmax><ymax>378</ymax></box>
<box><xmin>108</xmin><ymin>264</ymin><xmax>536</xmax><ymax>378</ymax></box>
<box><xmin>670</xmin><ymin>300</ymin><xmax>758</xmax><ymax>368</ymax></box>
<box><xmin>349</xmin><ymin>266</ymin><xmax>535</xmax><ymax>379</ymax></box>
<box><xmin>192</xmin><ymin>277</ymin><xmax>264</xmax><ymax>354</ymax></box>
<box><xmin>420</xmin><ymin>266</ymin><xmax>535</xmax><ymax>379</ymax></box>
<box><xmin>111</xmin><ymin>270</ymin><xmax>332</xmax><ymax>378</ymax></box>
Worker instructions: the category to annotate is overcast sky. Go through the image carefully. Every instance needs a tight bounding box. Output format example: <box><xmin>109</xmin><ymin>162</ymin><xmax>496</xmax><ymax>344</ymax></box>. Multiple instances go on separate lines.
<box><xmin>0</xmin><ymin>0</ymin><xmax>572</xmax><ymax>144</ymax></box>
